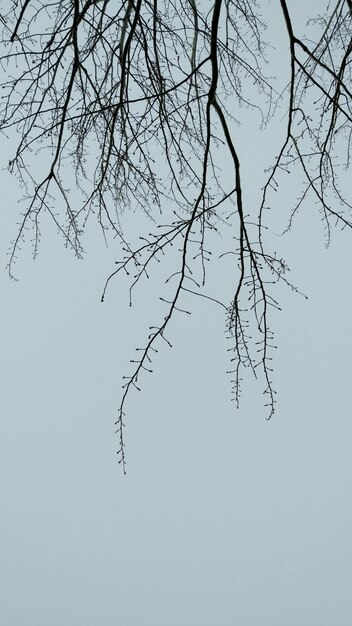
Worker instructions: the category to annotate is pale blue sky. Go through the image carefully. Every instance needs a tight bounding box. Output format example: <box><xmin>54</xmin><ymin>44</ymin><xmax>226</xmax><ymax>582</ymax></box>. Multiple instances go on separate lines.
<box><xmin>1</xmin><ymin>2</ymin><xmax>352</xmax><ymax>624</ymax></box>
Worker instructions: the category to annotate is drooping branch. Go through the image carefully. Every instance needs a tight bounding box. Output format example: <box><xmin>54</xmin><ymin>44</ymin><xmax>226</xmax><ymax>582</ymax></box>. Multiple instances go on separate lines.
<box><xmin>260</xmin><ymin>0</ymin><xmax>352</xmax><ymax>248</ymax></box>
<box><xmin>1</xmin><ymin>1</ymin><xmax>351</xmax><ymax>469</ymax></box>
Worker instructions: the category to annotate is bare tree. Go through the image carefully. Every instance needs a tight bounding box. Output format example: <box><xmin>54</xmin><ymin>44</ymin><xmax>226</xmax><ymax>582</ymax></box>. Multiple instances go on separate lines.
<box><xmin>1</xmin><ymin>0</ymin><xmax>351</xmax><ymax>470</ymax></box>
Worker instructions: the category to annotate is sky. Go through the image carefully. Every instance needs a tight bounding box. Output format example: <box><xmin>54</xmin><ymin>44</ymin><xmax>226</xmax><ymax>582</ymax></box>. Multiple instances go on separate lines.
<box><xmin>1</xmin><ymin>2</ymin><xmax>352</xmax><ymax>625</ymax></box>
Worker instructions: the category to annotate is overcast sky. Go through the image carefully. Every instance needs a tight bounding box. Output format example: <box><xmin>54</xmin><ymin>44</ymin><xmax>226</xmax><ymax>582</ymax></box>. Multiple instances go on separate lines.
<box><xmin>1</xmin><ymin>2</ymin><xmax>352</xmax><ymax>625</ymax></box>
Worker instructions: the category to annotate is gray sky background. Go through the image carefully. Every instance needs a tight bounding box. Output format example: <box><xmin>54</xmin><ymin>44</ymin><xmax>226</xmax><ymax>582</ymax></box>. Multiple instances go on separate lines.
<box><xmin>1</xmin><ymin>2</ymin><xmax>352</xmax><ymax>625</ymax></box>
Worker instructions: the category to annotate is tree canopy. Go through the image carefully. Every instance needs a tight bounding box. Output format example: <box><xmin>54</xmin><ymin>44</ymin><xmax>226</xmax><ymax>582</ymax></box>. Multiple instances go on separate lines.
<box><xmin>1</xmin><ymin>0</ymin><xmax>351</xmax><ymax>470</ymax></box>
